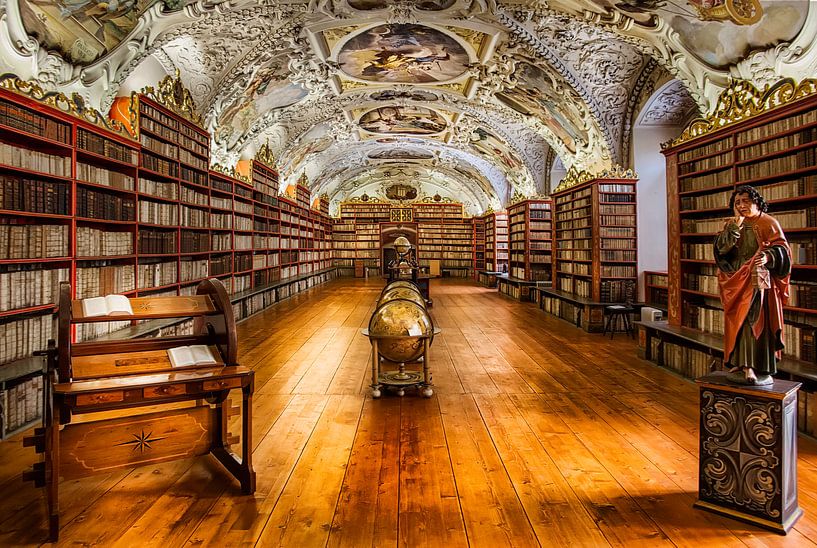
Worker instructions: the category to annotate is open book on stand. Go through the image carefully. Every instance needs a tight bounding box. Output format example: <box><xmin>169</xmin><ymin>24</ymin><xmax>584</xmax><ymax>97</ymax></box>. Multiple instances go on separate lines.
<box><xmin>81</xmin><ymin>295</ymin><xmax>133</xmax><ymax>317</ymax></box>
<box><xmin>167</xmin><ymin>345</ymin><xmax>218</xmax><ymax>368</ymax></box>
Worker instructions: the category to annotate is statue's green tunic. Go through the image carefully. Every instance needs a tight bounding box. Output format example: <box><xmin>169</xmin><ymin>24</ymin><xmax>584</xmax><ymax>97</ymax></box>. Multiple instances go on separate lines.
<box><xmin>714</xmin><ymin>217</ymin><xmax>791</xmax><ymax>374</ymax></box>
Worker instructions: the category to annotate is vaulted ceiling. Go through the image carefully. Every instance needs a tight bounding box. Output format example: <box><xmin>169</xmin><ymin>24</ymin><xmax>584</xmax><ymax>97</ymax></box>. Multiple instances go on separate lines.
<box><xmin>2</xmin><ymin>0</ymin><xmax>814</xmax><ymax>214</ymax></box>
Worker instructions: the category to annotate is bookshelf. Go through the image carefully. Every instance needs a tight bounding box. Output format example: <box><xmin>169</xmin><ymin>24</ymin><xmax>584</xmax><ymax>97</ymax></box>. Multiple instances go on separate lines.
<box><xmin>552</xmin><ymin>177</ymin><xmax>637</xmax><ymax>303</ymax></box>
<box><xmin>507</xmin><ymin>199</ymin><xmax>553</xmax><ymax>282</ymax></box>
<box><xmin>473</xmin><ymin>216</ymin><xmax>486</xmax><ymax>273</ymax></box>
<box><xmin>333</xmin><ymin>201</ymin><xmax>471</xmax><ymax>277</ymax></box>
<box><xmin>644</xmin><ymin>271</ymin><xmax>668</xmax><ymax>311</ymax></box>
<box><xmin>485</xmin><ymin>212</ymin><xmax>508</xmax><ymax>273</ymax></box>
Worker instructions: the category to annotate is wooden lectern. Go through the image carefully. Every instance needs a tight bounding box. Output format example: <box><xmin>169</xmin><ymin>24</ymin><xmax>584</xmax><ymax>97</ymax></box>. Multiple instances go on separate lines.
<box><xmin>695</xmin><ymin>371</ymin><xmax>802</xmax><ymax>534</ymax></box>
<box><xmin>24</xmin><ymin>278</ymin><xmax>255</xmax><ymax>541</ymax></box>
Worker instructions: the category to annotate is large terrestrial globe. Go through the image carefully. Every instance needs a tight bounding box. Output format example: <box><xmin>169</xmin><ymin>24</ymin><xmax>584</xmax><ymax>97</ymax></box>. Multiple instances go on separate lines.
<box><xmin>378</xmin><ymin>287</ymin><xmax>426</xmax><ymax>308</ymax></box>
<box><xmin>381</xmin><ymin>280</ymin><xmax>421</xmax><ymax>296</ymax></box>
<box><xmin>394</xmin><ymin>236</ymin><xmax>412</xmax><ymax>256</ymax></box>
<box><xmin>368</xmin><ymin>298</ymin><xmax>434</xmax><ymax>363</ymax></box>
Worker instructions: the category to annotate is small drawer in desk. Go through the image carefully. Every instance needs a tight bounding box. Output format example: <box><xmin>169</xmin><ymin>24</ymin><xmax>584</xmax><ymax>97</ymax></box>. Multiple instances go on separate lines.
<box><xmin>75</xmin><ymin>391</ymin><xmax>124</xmax><ymax>407</ymax></box>
<box><xmin>144</xmin><ymin>384</ymin><xmax>187</xmax><ymax>398</ymax></box>
<box><xmin>202</xmin><ymin>378</ymin><xmax>242</xmax><ymax>391</ymax></box>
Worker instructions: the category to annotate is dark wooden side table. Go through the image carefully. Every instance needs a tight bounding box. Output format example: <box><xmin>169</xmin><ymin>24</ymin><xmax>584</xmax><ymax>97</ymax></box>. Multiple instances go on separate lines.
<box><xmin>695</xmin><ymin>371</ymin><xmax>803</xmax><ymax>534</ymax></box>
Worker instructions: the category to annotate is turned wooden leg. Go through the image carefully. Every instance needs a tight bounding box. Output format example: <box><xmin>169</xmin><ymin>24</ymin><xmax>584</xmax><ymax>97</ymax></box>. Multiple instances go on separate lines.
<box><xmin>371</xmin><ymin>339</ymin><xmax>381</xmax><ymax>398</ymax></box>
<box><xmin>241</xmin><ymin>381</ymin><xmax>256</xmax><ymax>495</ymax></box>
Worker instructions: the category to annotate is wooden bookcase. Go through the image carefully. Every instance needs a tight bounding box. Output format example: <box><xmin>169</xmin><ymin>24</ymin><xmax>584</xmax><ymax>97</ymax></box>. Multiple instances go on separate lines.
<box><xmin>644</xmin><ymin>271</ymin><xmax>668</xmax><ymax>311</ymax></box>
<box><xmin>333</xmin><ymin>201</ymin><xmax>472</xmax><ymax>277</ymax></box>
<box><xmin>507</xmin><ymin>199</ymin><xmax>553</xmax><ymax>282</ymax></box>
<box><xmin>473</xmin><ymin>216</ymin><xmax>486</xmax><ymax>273</ymax></box>
<box><xmin>552</xmin><ymin>177</ymin><xmax>637</xmax><ymax>302</ymax></box>
<box><xmin>485</xmin><ymin>212</ymin><xmax>509</xmax><ymax>273</ymax></box>
<box><xmin>656</xmin><ymin>79</ymin><xmax>817</xmax><ymax>396</ymax></box>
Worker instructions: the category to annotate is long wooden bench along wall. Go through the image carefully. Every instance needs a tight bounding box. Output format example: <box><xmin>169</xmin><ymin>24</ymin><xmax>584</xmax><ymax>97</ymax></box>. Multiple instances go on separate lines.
<box><xmin>23</xmin><ymin>278</ymin><xmax>255</xmax><ymax>541</ymax></box>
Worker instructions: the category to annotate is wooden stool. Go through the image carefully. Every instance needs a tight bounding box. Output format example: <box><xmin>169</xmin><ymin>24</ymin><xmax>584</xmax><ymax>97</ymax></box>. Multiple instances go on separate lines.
<box><xmin>603</xmin><ymin>304</ymin><xmax>634</xmax><ymax>339</ymax></box>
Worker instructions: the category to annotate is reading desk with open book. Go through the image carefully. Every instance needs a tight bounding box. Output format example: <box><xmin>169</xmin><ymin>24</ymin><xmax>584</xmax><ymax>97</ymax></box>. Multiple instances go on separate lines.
<box><xmin>23</xmin><ymin>278</ymin><xmax>255</xmax><ymax>541</ymax></box>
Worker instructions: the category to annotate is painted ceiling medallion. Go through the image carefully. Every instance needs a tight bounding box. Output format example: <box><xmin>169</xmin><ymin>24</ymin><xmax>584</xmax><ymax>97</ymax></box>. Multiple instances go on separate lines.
<box><xmin>385</xmin><ymin>183</ymin><xmax>418</xmax><ymax>201</ymax></box>
<box><xmin>348</xmin><ymin>0</ymin><xmax>456</xmax><ymax>10</ymax></box>
<box><xmin>359</xmin><ymin>106</ymin><xmax>447</xmax><ymax>135</ymax></box>
<box><xmin>338</xmin><ymin>24</ymin><xmax>470</xmax><ymax>84</ymax></box>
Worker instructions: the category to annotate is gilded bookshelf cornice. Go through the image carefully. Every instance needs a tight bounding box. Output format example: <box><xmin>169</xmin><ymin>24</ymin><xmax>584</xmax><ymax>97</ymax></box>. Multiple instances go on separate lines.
<box><xmin>141</xmin><ymin>70</ymin><xmax>203</xmax><ymax>127</ymax></box>
<box><xmin>0</xmin><ymin>74</ymin><xmax>135</xmax><ymax>140</ymax></box>
<box><xmin>211</xmin><ymin>162</ymin><xmax>251</xmax><ymax>184</ymax></box>
<box><xmin>553</xmin><ymin>164</ymin><xmax>637</xmax><ymax>193</ymax></box>
<box><xmin>663</xmin><ymin>77</ymin><xmax>817</xmax><ymax>150</ymax></box>
<box><xmin>255</xmin><ymin>141</ymin><xmax>277</xmax><ymax>170</ymax></box>
<box><xmin>297</xmin><ymin>172</ymin><xmax>310</xmax><ymax>188</ymax></box>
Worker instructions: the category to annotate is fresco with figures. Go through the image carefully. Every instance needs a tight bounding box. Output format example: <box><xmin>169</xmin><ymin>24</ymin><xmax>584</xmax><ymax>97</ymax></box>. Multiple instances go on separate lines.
<box><xmin>338</xmin><ymin>24</ymin><xmax>470</xmax><ymax>84</ymax></box>
<box><xmin>469</xmin><ymin>127</ymin><xmax>523</xmax><ymax>171</ymax></box>
<box><xmin>592</xmin><ymin>0</ymin><xmax>808</xmax><ymax>68</ymax></box>
<box><xmin>215</xmin><ymin>53</ymin><xmax>308</xmax><ymax>149</ymax></box>
<box><xmin>358</xmin><ymin>106</ymin><xmax>448</xmax><ymax>135</ymax></box>
<box><xmin>368</xmin><ymin>148</ymin><xmax>435</xmax><ymax>160</ymax></box>
<box><xmin>496</xmin><ymin>62</ymin><xmax>589</xmax><ymax>154</ymax></box>
<box><xmin>20</xmin><ymin>0</ymin><xmax>186</xmax><ymax>65</ymax></box>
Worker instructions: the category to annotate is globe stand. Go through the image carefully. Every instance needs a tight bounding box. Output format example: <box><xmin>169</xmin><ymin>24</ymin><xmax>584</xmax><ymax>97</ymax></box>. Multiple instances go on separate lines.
<box><xmin>363</xmin><ymin>330</ymin><xmax>439</xmax><ymax>398</ymax></box>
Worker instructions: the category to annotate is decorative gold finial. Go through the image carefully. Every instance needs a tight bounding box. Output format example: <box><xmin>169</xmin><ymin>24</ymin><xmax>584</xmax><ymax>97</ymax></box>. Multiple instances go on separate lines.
<box><xmin>663</xmin><ymin>77</ymin><xmax>817</xmax><ymax>149</ymax></box>
<box><xmin>297</xmin><ymin>172</ymin><xmax>310</xmax><ymax>188</ymax></box>
<box><xmin>141</xmin><ymin>69</ymin><xmax>202</xmax><ymax>126</ymax></box>
<box><xmin>211</xmin><ymin>163</ymin><xmax>251</xmax><ymax>184</ymax></box>
<box><xmin>256</xmin><ymin>141</ymin><xmax>276</xmax><ymax>168</ymax></box>
<box><xmin>553</xmin><ymin>164</ymin><xmax>637</xmax><ymax>193</ymax></box>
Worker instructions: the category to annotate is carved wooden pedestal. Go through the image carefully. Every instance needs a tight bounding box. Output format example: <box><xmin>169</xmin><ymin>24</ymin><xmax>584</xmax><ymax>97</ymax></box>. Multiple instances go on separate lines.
<box><xmin>695</xmin><ymin>372</ymin><xmax>803</xmax><ymax>534</ymax></box>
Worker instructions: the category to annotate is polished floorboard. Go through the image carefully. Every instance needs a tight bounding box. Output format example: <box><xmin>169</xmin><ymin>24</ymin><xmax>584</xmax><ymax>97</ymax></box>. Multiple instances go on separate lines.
<box><xmin>2</xmin><ymin>277</ymin><xmax>817</xmax><ymax>547</ymax></box>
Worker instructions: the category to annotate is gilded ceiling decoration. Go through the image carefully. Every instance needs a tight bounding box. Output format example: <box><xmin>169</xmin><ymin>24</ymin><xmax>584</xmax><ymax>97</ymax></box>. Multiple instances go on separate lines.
<box><xmin>3</xmin><ymin>0</ymin><xmax>814</xmax><ymax>214</ymax></box>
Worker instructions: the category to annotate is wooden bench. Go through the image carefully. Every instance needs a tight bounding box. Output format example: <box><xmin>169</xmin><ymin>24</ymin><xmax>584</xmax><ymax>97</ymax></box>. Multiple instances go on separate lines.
<box><xmin>24</xmin><ymin>278</ymin><xmax>255</xmax><ymax>541</ymax></box>
<box><xmin>536</xmin><ymin>288</ymin><xmax>628</xmax><ymax>332</ymax></box>
<box><xmin>477</xmin><ymin>270</ymin><xmax>503</xmax><ymax>288</ymax></box>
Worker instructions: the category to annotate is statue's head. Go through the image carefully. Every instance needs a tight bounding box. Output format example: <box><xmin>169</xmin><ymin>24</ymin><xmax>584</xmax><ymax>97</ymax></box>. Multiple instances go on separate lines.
<box><xmin>729</xmin><ymin>185</ymin><xmax>768</xmax><ymax>217</ymax></box>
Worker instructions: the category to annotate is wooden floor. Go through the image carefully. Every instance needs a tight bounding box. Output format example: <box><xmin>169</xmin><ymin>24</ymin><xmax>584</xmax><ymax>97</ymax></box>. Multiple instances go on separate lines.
<box><xmin>2</xmin><ymin>278</ymin><xmax>817</xmax><ymax>547</ymax></box>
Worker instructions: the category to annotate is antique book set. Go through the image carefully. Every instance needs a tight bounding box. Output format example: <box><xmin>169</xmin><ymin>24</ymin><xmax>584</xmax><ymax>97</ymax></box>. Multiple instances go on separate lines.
<box><xmin>22</xmin><ymin>278</ymin><xmax>255</xmax><ymax>541</ymax></box>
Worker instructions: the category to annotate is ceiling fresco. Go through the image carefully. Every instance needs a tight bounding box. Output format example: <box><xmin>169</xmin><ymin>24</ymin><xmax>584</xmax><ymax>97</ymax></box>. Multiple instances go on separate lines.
<box><xmin>3</xmin><ymin>0</ymin><xmax>815</xmax><ymax>214</ymax></box>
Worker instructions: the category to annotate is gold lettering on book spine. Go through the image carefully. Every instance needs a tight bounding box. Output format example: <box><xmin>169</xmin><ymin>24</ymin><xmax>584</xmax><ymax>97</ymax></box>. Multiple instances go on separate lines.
<box><xmin>664</xmin><ymin>77</ymin><xmax>817</xmax><ymax>149</ymax></box>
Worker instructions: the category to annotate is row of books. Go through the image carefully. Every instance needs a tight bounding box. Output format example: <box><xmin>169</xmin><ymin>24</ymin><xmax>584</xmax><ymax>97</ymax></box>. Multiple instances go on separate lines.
<box><xmin>678</xmin><ymin>136</ymin><xmax>731</xmax><ymax>162</ymax></box>
<box><xmin>76</xmin><ymin>263</ymin><xmax>135</xmax><ymax>298</ymax></box>
<box><xmin>181</xmin><ymin>185</ymin><xmax>209</xmax><ymax>207</ymax></box>
<box><xmin>600</xmin><ymin>238</ymin><xmax>636</xmax><ymax>250</ymax></box>
<box><xmin>599</xmin><ymin>205</ymin><xmax>635</xmax><ymax>215</ymax></box>
<box><xmin>682</xmin><ymin>242</ymin><xmax>713</xmax><ymax>261</ymax></box>
<box><xmin>139</xmin><ymin>177</ymin><xmax>178</xmax><ymax>200</ymax></box>
<box><xmin>601</xmin><ymin>265</ymin><xmax>636</xmax><ymax>277</ymax></box>
<box><xmin>678</xmin><ymin>151</ymin><xmax>731</xmax><ymax>176</ymax></box>
<box><xmin>138</xmin><ymin>229</ymin><xmax>176</xmax><ymax>254</ymax></box>
<box><xmin>600</xmin><ymin>227</ymin><xmax>636</xmax><ymax>238</ymax></box>
<box><xmin>182</xmin><ymin>230</ymin><xmax>209</xmax><ymax>252</ymax></box>
<box><xmin>682</xmin><ymin>302</ymin><xmax>724</xmax><ymax>335</ymax></box>
<box><xmin>212</xmin><ymin>233</ymin><xmax>233</xmax><ymax>251</ymax></box>
<box><xmin>600</xmin><ymin>279</ymin><xmax>635</xmax><ymax>302</ymax></box>
<box><xmin>557</xmin><ymin>250</ymin><xmax>592</xmax><ymax>260</ymax></box>
<box><xmin>599</xmin><ymin>193</ymin><xmax>635</xmax><ymax>203</ymax></box>
<box><xmin>683</xmin><ymin>268</ymin><xmax>718</xmax><ymax>294</ymax></box>
<box><xmin>660</xmin><ymin>341</ymin><xmax>718</xmax><ymax>380</ymax></box>
<box><xmin>78</xmin><ymin>128</ymin><xmax>138</xmax><ymax>165</ymax></box>
<box><xmin>137</xmin><ymin>261</ymin><xmax>178</xmax><ymax>289</ymax></box>
<box><xmin>0</xmin><ymin>98</ymin><xmax>70</xmax><ymax>143</ymax></box>
<box><xmin>600</xmin><ymin>214</ymin><xmax>636</xmax><ymax>226</ymax></box>
<box><xmin>0</xmin><ymin>266</ymin><xmax>68</xmax><ymax>311</ymax></box>
<box><xmin>541</xmin><ymin>295</ymin><xmax>581</xmax><ymax>325</ymax></box>
<box><xmin>789</xmin><ymin>280</ymin><xmax>817</xmax><ymax>309</ymax></box>
<box><xmin>557</xmin><ymin>240</ymin><xmax>590</xmax><ymax>249</ymax></box>
<box><xmin>738</xmin><ymin>126</ymin><xmax>817</xmax><ymax>160</ymax></box>
<box><xmin>736</xmin><ymin>146</ymin><xmax>817</xmax><ymax>181</ymax></box>
<box><xmin>77</xmin><ymin>226</ymin><xmax>133</xmax><ymax>257</ymax></box>
<box><xmin>646</xmin><ymin>272</ymin><xmax>668</xmax><ymax>287</ymax></box>
<box><xmin>0</xmin><ymin>224</ymin><xmax>68</xmax><ymax>259</ymax></box>
<box><xmin>558</xmin><ymin>262</ymin><xmax>590</xmax><ymax>275</ymax></box>
<box><xmin>77</xmin><ymin>162</ymin><xmax>135</xmax><ymax>191</ymax></box>
<box><xmin>597</xmin><ymin>184</ymin><xmax>634</xmax><ymax>193</ymax></box>
<box><xmin>783</xmin><ymin>324</ymin><xmax>815</xmax><ymax>362</ymax></box>
<box><xmin>181</xmin><ymin>205</ymin><xmax>207</xmax><ymax>227</ymax></box>
<box><xmin>141</xmin><ymin>133</ymin><xmax>178</xmax><ymax>159</ymax></box>
<box><xmin>77</xmin><ymin>187</ymin><xmax>135</xmax><ymax>221</ymax></box>
<box><xmin>680</xmin><ymin>169</ymin><xmax>730</xmax><ymax>193</ymax></box>
<box><xmin>180</xmin><ymin>149</ymin><xmax>208</xmax><ymax>171</ymax></box>
<box><xmin>140</xmin><ymin>200</ymin><xmax>178</xmax><ymax>225</ymax></box>
<box><xmin>557</xmin><ymin>228</ymin><xmax>592</xmax><ymax>239</ymax></box>
<box><xmin>141</xmin><ymin>151</ymin><xmax>178</xmax><ymax>177</ymax></box>
<box><xmin>0</xmin><ymin>314</ymin><xmax>53</xmax><ymax>365</ymax></box>
<box><xmin>1</xmin><ymin>375</ymin><xmax>42</xmax><ymax>435</ymax></box>
<box><xmin>556</xmin><ymin>207</ymin><xmax>590</xmax><ymax>221</ymax></box>
<box><xmin>0</xmin><ymin>175</ymin><xmax>70</xmax><ymax>215</ymax></box>
<box><xmin>600</xmin><ymin>249</ymin><xmax>636</xmax><ymax>261</ymax></box>
<box><xmin>736</xmin><ymin>108</ymin><xmax>817</xmax><ymax>145</ymax></box>
<box><xmin>680</xmin><ymin>188</ymin><xmax>732</xmax><ymax>212</ymax></box>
